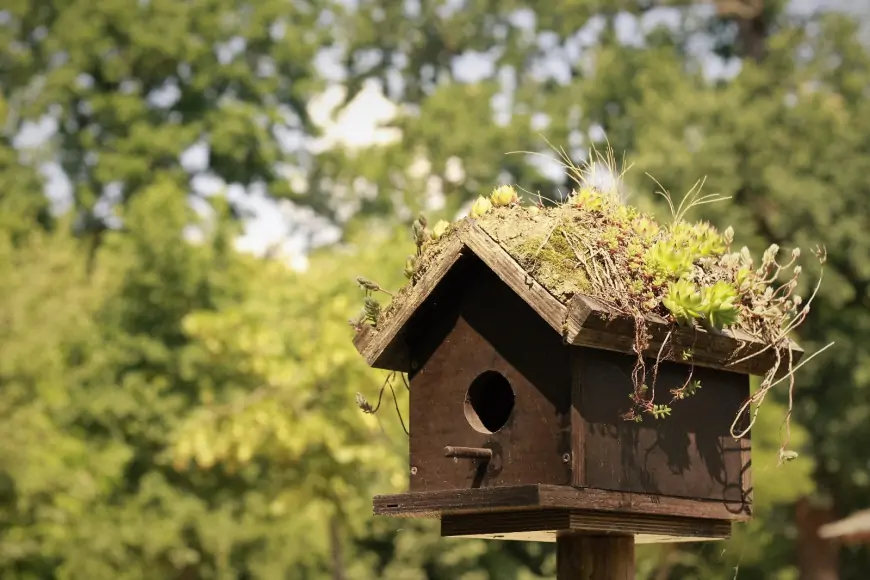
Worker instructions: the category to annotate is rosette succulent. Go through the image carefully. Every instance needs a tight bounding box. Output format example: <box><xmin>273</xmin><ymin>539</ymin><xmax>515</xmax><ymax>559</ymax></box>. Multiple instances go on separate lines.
<box><xmin>431</xmin><ymin>219</ymin><xmax>450</xmax><ymax>240</ymax></box>
<box><xmin>470</xmin><ymin>195</ymin><xmax>493</xmax><ymax>218</ymax></box>
<box><xmin>662</xmin><ymin>279</ymin><xmax>704</xmax><ymax>325</ymax></box>
<box><xmin>571</xmin><ymin>186</ymin><xmax>607</xmax><ymax>211</ymax></box>
<box><xmin>490</xmin><ymin>184</ymin><xmax>519</xmax><ymax>207</ymax></box>
<box><xmin>699</xmin><ymin>280</ymin><xmax>739</xmax><ymax>329</ymax></box>
<box><xmin>646</xmin><ymin>241</ymin><xmax>695</xmax><ymax>279</ymax></box>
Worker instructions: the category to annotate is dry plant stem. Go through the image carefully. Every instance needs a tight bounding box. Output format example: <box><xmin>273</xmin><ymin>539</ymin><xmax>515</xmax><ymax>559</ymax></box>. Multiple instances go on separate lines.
<box><xmin>727</xmin><ymin>266</ymin><xmax>825</xmax><ymax>368</ymax></box>
<box><xmin>364</xmin><ymin>372</ymin><xmax>410</xmax><ymax>436</ymax></box>
<box><xmin>535</xmin><ymin>222</ymin><xmax>560</xmax><ymax>256</ymax></box>
<box><xmin>730</xmin><ymin>341</ymin><xmax>835</xmax><ymax>439</ymax></box>
<box><xmin>639</xmin><ymin>329</ymin><xmax>674</xmax><ymax>411</ymax></box>
<box><xmin>780</xmin><ymin>346</ymin><xmax>795</xmax><ymax>458</ymax></box>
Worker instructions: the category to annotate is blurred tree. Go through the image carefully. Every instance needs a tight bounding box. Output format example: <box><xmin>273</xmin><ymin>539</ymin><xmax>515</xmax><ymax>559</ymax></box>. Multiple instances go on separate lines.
<box><xmin>0</xmin><ymin>0</ymin><xmax>332</xmax><ymax>235</ymax></box>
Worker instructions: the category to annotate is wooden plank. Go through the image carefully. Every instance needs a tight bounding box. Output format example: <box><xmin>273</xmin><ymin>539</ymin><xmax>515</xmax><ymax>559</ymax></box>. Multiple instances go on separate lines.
<box><xmin>566</xmin><ymin>294</ymin><xmax>803</xmax><ymax>377</ymax></box>
<box><xmin>557</xmin><ymin>534</ymin><xmax>635</xmax><ymax>579</ymax></box>
<box><xmin>373</xmin><ymin>484</ymin><xmax>750</xmax><ymax>521</ymax></box>
<box><xmin>740</xmin><ymin>436</ymin><xmax>753</xmax><ymax>506</ymax></box>
<box><xmin>441</xmin><ymin>509</ymin><xmax>731</xmax><ymax>541</ymax></box>
<box><xmin>460</xmin><ymin>222</ymin><xmax>568</xmax><ymax>336</ymax></box>
<box><xmin>442</xmin><ymin>531</ymin><xmax>726</xmax><ymax>544</ymax></box>
<box><xmin>570</xmin><ymin>350</ymin><xmax>586</xmax><ymax>488</ymax></box>
<box><xmin>577</xmin><ymin>348</ymin><xmax>749</xmax><ymax>503</ymax></box>
<box><xmin>352</xmin><ymin>222</ymin><xmax>469</xmax><ymax>371</ymax></box>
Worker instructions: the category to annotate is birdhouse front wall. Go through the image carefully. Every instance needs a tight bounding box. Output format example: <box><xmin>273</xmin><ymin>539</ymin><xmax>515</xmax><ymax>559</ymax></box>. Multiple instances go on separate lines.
<box><xmin>407</xmin><ymin>260</ymin><xmax>573</xmax><ymax>492</ymax></box>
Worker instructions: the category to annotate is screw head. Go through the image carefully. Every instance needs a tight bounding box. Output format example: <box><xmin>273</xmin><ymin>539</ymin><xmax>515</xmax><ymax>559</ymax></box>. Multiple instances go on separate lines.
<box><xmin>562</xmin><ymin>453</ymin><xmax>571</xmax><ymax>463</ymax></box>
<box><xmin>410</xmin><ymin>466</ymin><xmax>418</xmax><ymax>475</ymax></box>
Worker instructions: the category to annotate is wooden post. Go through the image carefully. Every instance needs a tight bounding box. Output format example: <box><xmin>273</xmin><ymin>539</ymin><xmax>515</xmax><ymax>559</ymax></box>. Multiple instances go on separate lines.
<box><xmin>557</xmin><ymin>534</ymin><xmax>634</xmax><ymax>580</ymax></box>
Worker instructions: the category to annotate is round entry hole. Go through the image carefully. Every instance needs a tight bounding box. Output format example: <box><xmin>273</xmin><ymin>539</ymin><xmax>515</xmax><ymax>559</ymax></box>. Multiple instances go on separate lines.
<box><xmin>464</xmin><ymin>370</ymin><xmax>515</xmax><ymax>434</ymax></box>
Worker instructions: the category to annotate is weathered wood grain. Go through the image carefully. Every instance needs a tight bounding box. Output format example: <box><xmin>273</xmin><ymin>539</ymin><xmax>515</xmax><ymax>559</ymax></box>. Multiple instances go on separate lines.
<box><xmin>352</xmin><ymin>222</ymin><xmax>468</xmax><ymax>371</ymax></box>
<box><xmin>566</xmin><ymin>293</ymin><xmax>803</xmax><ymax>377</ymax></box>
<box><xmin>570</xmin><ymin>352</ymin><xmax>586</xmax><ymax>488</ymax></box>
<box><xmin>373</xmin><ymin>484</ymin><xmax>751</xmax><ymax>521</ymax></box>
<box><xmin>408</xmin><ymin>262</ymin><xmax>572</xmax><ymax>492</ymax></box>
<box><xmin>437</xmin><ymin>530</ymin><xmax>726</xmax><ymax>544</ymax></box>
<box><xmin>441</xmin><ymin>509</ymin><xmax>731</xmax><ymax>541</ymax></box>
<box><xmin>557</xmin><ymin>534</ymin><xmax>635</xmax><ymax>579</ymax></box>
<box><xmin>575</xmin><ymin>348</ymin><xmax>750</xmax><ymax>503</ymax></box>
<box><xmin>459</xmin><ymin>223</ymin><xmax>568</xmax><ymax>336</ymax></box>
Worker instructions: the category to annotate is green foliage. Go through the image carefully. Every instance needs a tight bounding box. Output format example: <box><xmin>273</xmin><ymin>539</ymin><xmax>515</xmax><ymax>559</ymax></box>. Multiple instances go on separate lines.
<box><xmin>699</xmin><ymin>280</ymin><xmax>740</xmax><ymax>330</ymax></box>
<box><xmin>647</xmin><ymin>240</ymin><xmax>695</xmax><ymax>279</ymax></box>
<box><xmin>662</xmin><ymin>278</ymin><xmax>704</xmax><ymax>325</ymax></box>
<box><xmin>649</xmin><ymin>404</ymin><xmax>672</xmax><ymax>420</ymax></box>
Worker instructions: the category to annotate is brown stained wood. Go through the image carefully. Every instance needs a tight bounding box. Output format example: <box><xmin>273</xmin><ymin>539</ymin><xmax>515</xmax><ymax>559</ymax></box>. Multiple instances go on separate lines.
<box><xmin>373</xmin><ymin>484</ymin><xmax>750</xmax><ymax>521</ymax></box>
<box><xmin>557</xmin><ymin>534</ymin><xmax>635</xmax><ymax>580</ymax></box>
<box><xmin>444</xmin><ymin>446</ymin><xmax>493</xmax><ymax>460</ymax></box>
<box><xmin>459</xmin><ymin>222</ymin><xmax>568</xmax><ymax>335</ymax></box>
<box><xmin>445</xmin><ymin>530</ymin><xmax>723</xmax><ymax>544</ymax></box>
<box><xmin>441</xmin><ymin>509</ymin><xmax>731</xmax><ymax>541</ymax></box>
<box><xmin>576</xmin><ymin>348</ymin><xmax>749</xmax><ymax>503</ymax></box>
<box><xmin>566</xmin><ymin>294</ymin><xmax>803</xmax><ymax>377</ymax></box>
<box><xmin>352</xmin><ymin>222</ymin><xmax>468</xmax><ymax>371</ymax></box>
<box><xmin>740</xmin><ymin>434</ymin><xmax>753</xmax><ymax>505</ymax></box>
<box><xmin>570</xmin><ymin>353</ymin><xmax>586</xmax><ymax>488</ymax></box>
<box><xmin>408</xmin><ymin>261</ymin><xmax>572</xmax><ymax>492</ymax></box>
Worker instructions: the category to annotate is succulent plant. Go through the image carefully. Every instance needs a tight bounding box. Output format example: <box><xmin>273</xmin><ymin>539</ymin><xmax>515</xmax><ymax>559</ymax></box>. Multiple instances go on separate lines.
<box><xmin>615</xmin><ymin>204</ymin><xmax>638</xmax><ymax>222</ymax></box>
<box><xmin>490</xmin><ymin>184</ymin><xmax>519</xmax><ymax>207</ymax></box>
<box><xmin>699</xmin><ymin>280</ymin><xmax>739</xmax><ymax>329</ymax></box>
<box><xmin>662</xmin><ymin>279</ymin><xmax>704</xmax><ymax>325</ymax></box>
<box><xmin>411</xmin><ymin>213</ymin><xmax>431</xmax><ymax>254</ymax></box>
<box><xmin>431</xmin><ymin>219</ymin><xmax>450</xmax><ymax>240</ymax></box>
<box><xmin>670</xmin><ymin>221</ymin><xmax>726</xmax><ymax>257</ymax></box>
<box><xmin>571</xmin><ymin>186</ymin><xmax>606</xmax><ymax>211</ymax></box>
<box><xmin>470</xmin><ymin>195</ymin><xmax>493</xmax><ymax>218</ymax></box>
<box><xmin>363</xmin><ymin>297</ymin><xmax>382</xmax><ymax>326</ymax></box>
<box><xmin>632</xmin><ymin>216</ymin><xmax>659</xmax><ymax>238</ymax></box>
<box><xmin>646</xmin><ymin>241</ymin><xmax>694</xmax><ymax>279</ymax></box>
<box><xmin>403</xmin><ymin>255</ymin><xmax>418</xmax><ymax>280</ymax></box>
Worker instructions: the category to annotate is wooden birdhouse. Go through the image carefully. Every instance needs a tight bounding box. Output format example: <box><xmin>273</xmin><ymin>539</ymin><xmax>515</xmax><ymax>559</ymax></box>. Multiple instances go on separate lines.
<box><xmin>352</xmin><ymin>217</ymin><xmax>803</xmax><ymax>567</ymax></box>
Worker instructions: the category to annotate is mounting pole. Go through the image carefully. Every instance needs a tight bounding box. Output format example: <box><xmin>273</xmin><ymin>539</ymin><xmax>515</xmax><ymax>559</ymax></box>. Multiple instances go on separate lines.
<box><xmin>556</xmin><ymin>533</ymin><xmax>634</xmax><ymax>580</ymax></box>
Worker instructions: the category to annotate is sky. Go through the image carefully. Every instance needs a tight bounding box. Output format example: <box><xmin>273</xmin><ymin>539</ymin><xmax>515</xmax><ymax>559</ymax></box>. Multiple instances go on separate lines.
<box><xmin>11</xmin><ymin>0</ymin><xmax>867</xmax><ymax>271</ymax></box>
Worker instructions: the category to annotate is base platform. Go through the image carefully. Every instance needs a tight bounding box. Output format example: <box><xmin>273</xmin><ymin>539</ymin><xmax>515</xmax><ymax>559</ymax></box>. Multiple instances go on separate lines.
<box><xmin>374</xmin><ymin>484</ymin><xmax>749</xmax><ymax>544</ymax></box>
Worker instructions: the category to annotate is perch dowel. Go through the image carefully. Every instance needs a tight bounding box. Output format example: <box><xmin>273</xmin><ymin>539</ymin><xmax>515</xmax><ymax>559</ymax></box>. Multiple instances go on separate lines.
<box><xmin>444</xmin><ymin>446</ymin><xmax>493</xmax><ymax>460</ymax></box>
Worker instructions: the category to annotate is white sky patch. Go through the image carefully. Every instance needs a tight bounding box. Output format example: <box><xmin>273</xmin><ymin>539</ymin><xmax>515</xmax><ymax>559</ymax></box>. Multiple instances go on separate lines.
<box><xmin>309</xmin><ymin>80</ymin><xmax>401</xmax><ymax>153</ymax></box>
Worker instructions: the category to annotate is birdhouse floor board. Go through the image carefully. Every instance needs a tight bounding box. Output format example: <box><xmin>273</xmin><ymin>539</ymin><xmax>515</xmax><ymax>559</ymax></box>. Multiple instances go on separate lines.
<box><xmin>373</xmin><ymin>484</ymin><xmax>750</xmax><ymax>522</ymax></box>
<box><xmin>440</xmin><ymin>509</ymin><xmax>732</xmax><ymax>543</ymax></box>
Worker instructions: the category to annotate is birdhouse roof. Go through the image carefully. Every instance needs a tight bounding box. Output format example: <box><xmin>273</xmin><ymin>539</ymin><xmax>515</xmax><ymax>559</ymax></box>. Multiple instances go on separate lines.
<box><xmin>353</xmin><ymin>213</ymin><xmax>803</xmax><ymax>376</ymax></box>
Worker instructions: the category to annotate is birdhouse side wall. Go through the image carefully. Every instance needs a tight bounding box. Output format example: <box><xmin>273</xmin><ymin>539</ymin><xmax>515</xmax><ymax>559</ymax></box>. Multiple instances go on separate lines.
<box><xmin>572</xmin><ymin>347</ymin><xmax>751</xmax><ymax>505</ymax></box>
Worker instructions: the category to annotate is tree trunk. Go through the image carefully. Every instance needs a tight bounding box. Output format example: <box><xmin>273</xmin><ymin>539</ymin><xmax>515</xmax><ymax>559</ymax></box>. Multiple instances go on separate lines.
<box><xmin>330</xmin><ymin>515</ymin><xmax>346</xmax><ymax>580</ymax></box>
<box><xmin>795</xmin><ymin>497</ymin><xmax>839</xmax><ymax>580</ymax></box>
